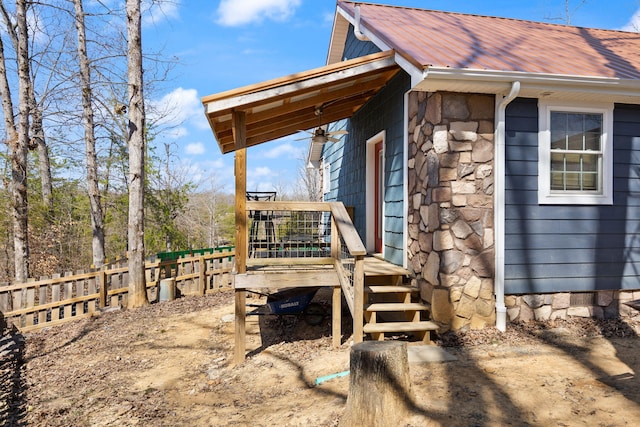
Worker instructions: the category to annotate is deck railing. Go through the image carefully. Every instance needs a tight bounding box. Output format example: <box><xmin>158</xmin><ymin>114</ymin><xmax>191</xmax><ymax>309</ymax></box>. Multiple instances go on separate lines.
<box><xmin>242</xmin><ymin>201</ymin><xmax>366</xmax><ymax>340</ymax></box>
<box><xmin>245</xmin><ymin>201</ymin><xmax>333</xmax><ymax>265</ymax></box>
<box><xmin>0</xmin><ymin>248</ymin><xmax>235</xmax><ymax>332</ymax></box>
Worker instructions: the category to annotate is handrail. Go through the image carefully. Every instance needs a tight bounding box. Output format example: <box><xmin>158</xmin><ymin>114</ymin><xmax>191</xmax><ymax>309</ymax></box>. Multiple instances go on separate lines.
<box><xmin>328</xmin><ymin>202</ymin><xmax>365</xmax><ymax>342</ymax></box>
<box><xmin>246</xmin><ymin>200</ymin><xmax>333</xmax><ymax>212</ymax></box>
<box><xmin>329</xmin><ymin>202</ymin><xmax>366</xmax><ymax>256</ymax></box>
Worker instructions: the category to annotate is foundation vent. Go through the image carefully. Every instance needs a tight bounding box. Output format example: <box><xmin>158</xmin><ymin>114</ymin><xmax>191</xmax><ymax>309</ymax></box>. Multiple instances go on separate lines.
<box><xmin>570</xmin><ymin>292</ymin><xmax>595</xmax><ymax>306</ymax></box>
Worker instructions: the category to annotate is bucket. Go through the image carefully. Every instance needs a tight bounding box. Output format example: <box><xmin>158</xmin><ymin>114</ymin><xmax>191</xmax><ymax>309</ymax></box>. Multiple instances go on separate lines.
<box><xmin>159</xmin><ymin>278</ymin><xmax>176</xmax><ymax>301</ymax></box>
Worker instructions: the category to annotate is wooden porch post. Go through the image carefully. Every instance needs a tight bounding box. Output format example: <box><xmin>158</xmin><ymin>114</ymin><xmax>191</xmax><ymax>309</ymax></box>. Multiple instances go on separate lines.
<box><xmin>233</xmin><ymin>110</ymin><xmax>247</xmax><ymax>365</ymax></box>
<box><xmin>353</xmin><ymin>255</ymin><xmax>365</xmax><ymax>343</ymax></box>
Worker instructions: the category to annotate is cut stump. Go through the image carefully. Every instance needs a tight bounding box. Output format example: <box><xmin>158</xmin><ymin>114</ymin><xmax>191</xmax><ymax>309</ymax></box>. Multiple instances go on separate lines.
<box><xmin>341</xmin><ymin>341</ymin><xmax>413</xmax><ymax>426</ymax></box>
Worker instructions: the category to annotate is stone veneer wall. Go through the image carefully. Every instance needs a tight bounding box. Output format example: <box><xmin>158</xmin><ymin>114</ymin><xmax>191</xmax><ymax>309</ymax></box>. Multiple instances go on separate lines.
<box><xmin>407</xmin><ymin>91</ymin><xmax>496</xmax><ymax>331</ymax></box>
<box><xmin>407</xmin><ymin>91</ymin><xmax>640</xmax><ymax>329</ymax></box>
<box><xmin>506</xmin><ymin>290</ymin><xmax>640</xmax><ymax>322</ymax></box>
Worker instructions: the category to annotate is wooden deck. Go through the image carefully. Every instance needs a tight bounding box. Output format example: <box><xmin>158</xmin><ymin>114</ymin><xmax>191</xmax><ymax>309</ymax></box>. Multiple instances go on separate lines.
<box><xmin>235</xmin><ymin>256</ymin><xmax>409</xmax><ymax>290</ymax></box>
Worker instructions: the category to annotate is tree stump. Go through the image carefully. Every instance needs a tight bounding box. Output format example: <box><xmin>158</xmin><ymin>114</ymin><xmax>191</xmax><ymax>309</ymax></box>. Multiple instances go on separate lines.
<box><xmin>341</xmin><ymin>341</ymin><xmax>413</xmax><ymax>427</ymax></box>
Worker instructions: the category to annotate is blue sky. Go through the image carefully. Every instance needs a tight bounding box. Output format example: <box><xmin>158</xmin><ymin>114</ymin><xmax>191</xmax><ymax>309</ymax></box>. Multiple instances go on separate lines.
<box><xmin>142</xmin><ymin>0</ymin><xmax>640</xmax><ymax>194</ymax></box>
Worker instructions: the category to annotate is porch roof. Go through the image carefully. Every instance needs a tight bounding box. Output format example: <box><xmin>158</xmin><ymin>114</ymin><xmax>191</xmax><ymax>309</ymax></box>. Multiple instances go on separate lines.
<box><xmin>201</xmin><ymin>50</ymin><xmax>400</xmax><ymax>154</ymax></box>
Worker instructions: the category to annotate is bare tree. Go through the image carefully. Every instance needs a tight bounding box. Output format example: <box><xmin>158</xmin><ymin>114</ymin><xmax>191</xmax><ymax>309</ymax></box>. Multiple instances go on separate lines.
<box><xmin>292</xmin><ymin>157</ymin><xmax>321</xmax><ymax>202</ymax></box>
<box><xmin>0</xmin><ymin>2</ymin><xmax>54</xmax><ymax>212</ymax></box>
<box><xmin>0</xmin><ymin>7</ymin><xmax>17</xmax><ymax>285</ymax></box>
<box><xmin>10</xmin><ymin>0</ymin><xmax>31</xmax><ymax>283</ymax></box>
<box><xmin>545</xmin><ymin>0</ymin><xmax>588</xmax><ymax>25</ymax></box>
<box><xmin>73</xmin><ymin>0</ymin><xmax>105</xmax><ymax>267</ymax></box>
<box><xmin>126</xmin><ymin>0</ymin><xmax>148</xmax><ymax>307</ymax></box>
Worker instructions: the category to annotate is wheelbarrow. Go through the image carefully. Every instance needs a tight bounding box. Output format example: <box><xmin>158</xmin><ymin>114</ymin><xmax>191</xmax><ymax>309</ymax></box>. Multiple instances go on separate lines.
<box><xmin>247</xmin><ymin>286</ymin><xmax>326</xmax><ymax>325</ymax></box>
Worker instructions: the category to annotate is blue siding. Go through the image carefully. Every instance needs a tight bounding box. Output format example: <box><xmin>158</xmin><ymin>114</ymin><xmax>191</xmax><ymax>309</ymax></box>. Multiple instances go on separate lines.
<box><xmin>504</xmin><ymin>99</ymin><xmax>640</xmax><ymax>293</ymax></box>
<box><xmin>323</xmin><ymin>27</ymin><xmax>408</xmax><ymax>265</ymax></box>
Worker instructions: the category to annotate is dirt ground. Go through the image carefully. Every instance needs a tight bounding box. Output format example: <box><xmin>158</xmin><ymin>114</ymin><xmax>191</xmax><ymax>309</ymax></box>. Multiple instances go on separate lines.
<box><xmin>2</xmin><ymin>288</ymin><xmax>640</xmax><ymax>426</ymax></box>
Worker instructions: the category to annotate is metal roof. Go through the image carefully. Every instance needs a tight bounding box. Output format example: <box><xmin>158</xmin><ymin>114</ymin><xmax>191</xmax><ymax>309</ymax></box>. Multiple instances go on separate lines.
<box><xmin>337</xmin><ymin>1</ymin><xmax>640</xmax><ymax>80</ymax></box>
<box><xmin>202</xmin><ymin>51</ymin><xmax>399</xmax><ymax>154</ymax></box>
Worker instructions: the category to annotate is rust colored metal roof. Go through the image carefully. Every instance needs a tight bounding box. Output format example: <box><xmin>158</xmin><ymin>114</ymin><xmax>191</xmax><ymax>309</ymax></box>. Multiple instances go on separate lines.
<box><xmin>202</xmin><ymin>51</ymin><xmax>399</xmax><ymax>154</ymax></box>
<box><xmin>338</xmin><ymin>1</ymin><xmax>640</xmax><ymax>80</ymax></box>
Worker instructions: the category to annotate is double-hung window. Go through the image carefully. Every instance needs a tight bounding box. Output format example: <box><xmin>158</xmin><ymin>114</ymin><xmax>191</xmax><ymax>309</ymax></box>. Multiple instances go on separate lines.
<box><xmin>538</xmin><ymin>101</ymin><xmax>613</xmax><ymax>205</ymax></box>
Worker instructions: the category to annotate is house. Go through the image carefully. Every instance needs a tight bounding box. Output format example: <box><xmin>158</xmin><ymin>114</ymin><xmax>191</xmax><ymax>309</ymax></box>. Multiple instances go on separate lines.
<box><xmin>203</xmin><ymin>1</ymin><xmax>640</xmax><ymax>345</ymax></box>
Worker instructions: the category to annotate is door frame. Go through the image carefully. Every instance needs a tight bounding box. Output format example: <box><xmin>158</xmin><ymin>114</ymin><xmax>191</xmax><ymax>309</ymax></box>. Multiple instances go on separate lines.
<box><xmin>366</xmin><ymin>130</ymin><xmax>386</xmax><ymax>254</ymax></box>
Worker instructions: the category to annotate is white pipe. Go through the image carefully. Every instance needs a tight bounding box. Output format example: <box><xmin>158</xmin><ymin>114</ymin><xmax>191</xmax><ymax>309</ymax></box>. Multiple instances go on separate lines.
<box><xmin>494</xmin><ymin>81</ymin><xmax>520</xmax><ymax>332</ymax></box>
<box><xmin>354</xmin><ymin>5</ymin><xmax>369</xmax><ymax>41</ymax></box>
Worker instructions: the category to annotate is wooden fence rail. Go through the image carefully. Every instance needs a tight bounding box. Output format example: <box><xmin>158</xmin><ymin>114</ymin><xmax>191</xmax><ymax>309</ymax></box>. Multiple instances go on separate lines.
<box><xmin>0</xmin><ymin>248</ymin><xmax>235</xmax><ymax>332</ymax></box>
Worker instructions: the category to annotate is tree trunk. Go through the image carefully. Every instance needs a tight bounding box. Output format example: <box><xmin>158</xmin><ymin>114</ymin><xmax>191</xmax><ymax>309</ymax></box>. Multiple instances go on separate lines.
<box><xmin>2</xmin><ymin>1</ymin><xmax>53</xmax><ymax>217</ymax></box>
<box><xmin>74</xmin><ymin>0</ymin><xmax>105</xmax><ymax>268</ymax></box>
<box><xmin>0</xmin><ymin>23</ymin><xmax>17</xmax><ymax>285</ymax></box>
<box><xmin>12</xmin><ymin>0</ymin><xmax>31</xmax><ymax>283</ymax></box>
<box><xmin>126</xmin><ymin>0</ymin><xmax>148</xmax><ymax>307</ymax></box>
<box><xmin>341</xmin><ymin>341</ymin><xmax>413</xmax><ymax>427</ymax></box>
<box><xmin>29</xmin><ymin>99</ymin><xmax>53</xmax><ymax>212</ymax></box>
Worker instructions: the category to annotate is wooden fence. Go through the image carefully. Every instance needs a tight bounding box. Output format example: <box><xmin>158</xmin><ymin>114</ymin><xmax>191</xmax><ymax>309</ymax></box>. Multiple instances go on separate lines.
<box><xmin>0</xmin><ymin>248</ymin><xmax>235</xmax><ymax>332</ymax></box>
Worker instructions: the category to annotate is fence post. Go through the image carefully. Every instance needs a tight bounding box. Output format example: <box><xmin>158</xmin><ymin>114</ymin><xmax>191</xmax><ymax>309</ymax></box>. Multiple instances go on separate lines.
<box><xmin>199</xmin><ymin>256</ymin><xmax>206</xmax><ymax>295</ymax></box>
<box><xmin>98</xmin><ymin>270</ymin><xmax>107</xmax><ymax>309</ymax></box>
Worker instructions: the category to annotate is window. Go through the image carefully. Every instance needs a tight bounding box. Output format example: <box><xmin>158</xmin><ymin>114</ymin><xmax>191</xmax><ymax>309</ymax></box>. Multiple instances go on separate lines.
<box><xmin>538</xmin><ymin>102</ymin><xmax>613</xmax><ymax>205</ymax></box>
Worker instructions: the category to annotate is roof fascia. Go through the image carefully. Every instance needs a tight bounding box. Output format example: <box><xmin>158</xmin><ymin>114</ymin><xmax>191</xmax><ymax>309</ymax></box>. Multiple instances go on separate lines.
<box><xmin>204</xmin><ymin>52</ymin><xmax>396</xmax><ymax>115</ymax></box>
<box><xmin>420</xmin><ymin>67</ymin><xmax>640</xmax><ymax>99</ymax></box>
<box><xmin>327</xmin><ymin>6</ymin><xmax>349</xmax><ymax>64</ymax></box>
<box><xmin>335</xmin><ymin>3</ymin><xmax>424</xmax><ymax>86</ymax></box>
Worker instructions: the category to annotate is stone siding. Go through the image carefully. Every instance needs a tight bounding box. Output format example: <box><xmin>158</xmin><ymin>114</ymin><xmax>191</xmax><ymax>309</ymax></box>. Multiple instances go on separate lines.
<box><xmin>406</xmin><ymin>91</ymin><xmax>640</xmax><ymax>329</ymax></box>
<box><xmin>506</xmin><ymin>290</ymin><xmax>640</xmax><ymax>321</ymax></box>
<box><xmin>407</xmin><ymin>91</ymin><xmax>496</xmax><ymax>331</ymax></box>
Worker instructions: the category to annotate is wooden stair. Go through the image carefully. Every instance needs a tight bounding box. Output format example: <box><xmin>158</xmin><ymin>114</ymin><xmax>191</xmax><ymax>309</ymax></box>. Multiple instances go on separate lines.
<box><xmin>362</xmin><ymin>283</ymin><xmax>438</xmax><ymax>343</ymax></box>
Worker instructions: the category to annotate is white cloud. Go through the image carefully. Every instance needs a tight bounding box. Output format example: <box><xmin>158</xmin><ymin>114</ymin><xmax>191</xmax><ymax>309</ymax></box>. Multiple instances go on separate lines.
<box><xmin>253</xmin><ymin>166</ymin><xmax>273</xmax><ymax>177</ymax></box>
<box><xmin>262</xmin><ymin>142</ymin><xmax>305</xmax><ymax>159</ymax></box>
<box><xmin>185</xmin><ymin>142</ymin><xmax>206</xmax><ymax>155</ymax></box>
<box><xmin>149</xmin><ymin>87</ymin><xmax>209</xmax><ymax>138</ymax></box>
<box><xmin>216</xmin><ymin>0</ymin><xmax>301</xmax><ymax>27</ymax></box>
<box><xmin>620</xmin><ymin>8</ymin><xmax>640</xmax><ymax>32</ymax></box>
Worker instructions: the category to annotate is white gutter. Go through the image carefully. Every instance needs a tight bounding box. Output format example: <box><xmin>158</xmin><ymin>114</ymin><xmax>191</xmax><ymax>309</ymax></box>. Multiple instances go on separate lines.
<box><xmin>354</xmin><ymin>5</ymin><xmax>369</xmax><ymax>41</ymax></box>
<box><xmin>419</xmin><ymin>67</ymin><xmax>640</xmax><ymax>99</ymax></box>
<box><xmin>494</xmin><ymin>81</ymin><xmax>520</xmax><ymax>332</ymax></box>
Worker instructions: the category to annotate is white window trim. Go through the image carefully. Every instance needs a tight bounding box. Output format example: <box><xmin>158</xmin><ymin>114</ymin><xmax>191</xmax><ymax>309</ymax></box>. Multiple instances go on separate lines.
<box><xmin>538</xmin><ymin>101</ymin><xmax>613</xmax><ymax>205</ymax></box>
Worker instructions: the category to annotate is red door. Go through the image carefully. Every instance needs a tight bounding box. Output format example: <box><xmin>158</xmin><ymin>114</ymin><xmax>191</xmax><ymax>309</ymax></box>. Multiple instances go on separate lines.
<box><xmin>374</xmin><ymin>141</ymin><xmax>383</xmax><ymax>253</ymax></box>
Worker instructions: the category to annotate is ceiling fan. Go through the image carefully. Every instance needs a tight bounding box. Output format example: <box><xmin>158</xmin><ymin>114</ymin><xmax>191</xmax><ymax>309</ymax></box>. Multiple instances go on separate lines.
<box><xmin>295</xmin><ymin>106</ymin><xmax>348</xmax><ymax>143</ymax></box>
<box><xmin>296</xmin><ymin>127</ymin><xmax>348</xmax><ymax>143</ymax></box>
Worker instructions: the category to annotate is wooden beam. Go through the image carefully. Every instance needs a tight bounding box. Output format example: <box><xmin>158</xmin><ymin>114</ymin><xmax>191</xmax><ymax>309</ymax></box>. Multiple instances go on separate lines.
<box><xmin>214</xmin><ymin>75</ymin><xmax>396</xmax><ymax>152</ymax></box>
<box><xmin>233</xmin><ymin>110</ymin><xmax>247</xmax><ymax>274</ymax></box>
<box><xmin>246</xmin><ymin>201</ymin><xmax>332</xmax><ymax>212</ymax></box>
<box><xmin>234</xmin><ymin>289</ymin><xmax>246</xmax><ymax>365</ymax></box>
<box><xmin>232</xmin><ymin>110</ymin><xmax>247</xmax><ymax>365</ymax></box>
<box><xmin>234</xmin><ymin>270</ymin><xmax>339</xmax><ymax>289</ymax></box>
<box><xmin>332</xmin><ymin>285</ymin><xmax>341</xmax><ymax>349</ymax></box>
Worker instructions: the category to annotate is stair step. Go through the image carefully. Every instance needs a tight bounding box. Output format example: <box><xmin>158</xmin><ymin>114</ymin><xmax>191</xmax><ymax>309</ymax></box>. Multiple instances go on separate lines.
<box><xmin>365</xmin><ymin>285</ymin><xmax>418</xmax><ymax>294</ymax></box>
<box><xmin>365</xmin><ymin>302</ymin><xmax>428</xmax><ymax>312</ymax></box>
<box><xmin>363</xmin><ymin>321</ymin><xmax>439</xmax><ymax>333</ymax></box>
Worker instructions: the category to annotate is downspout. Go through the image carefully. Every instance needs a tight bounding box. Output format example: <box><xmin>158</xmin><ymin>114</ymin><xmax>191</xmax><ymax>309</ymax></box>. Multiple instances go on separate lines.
<box><xmin>354</xmin><ymin>5</ymin><xmax>369</xmax><ymax>41</ymax></box>
<box><xmin>495</xmin><ymin>81</ymin><xmax>520</xmax><ymax>332</ymax></box>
